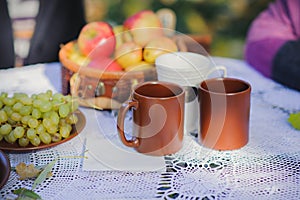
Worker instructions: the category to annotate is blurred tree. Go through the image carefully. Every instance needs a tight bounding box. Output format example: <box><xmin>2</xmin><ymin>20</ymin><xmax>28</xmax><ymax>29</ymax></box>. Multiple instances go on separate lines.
<box><xmin>84</xmin><ymin>0</ymin><xmax>273</xmax><ymax>58</ymax></box>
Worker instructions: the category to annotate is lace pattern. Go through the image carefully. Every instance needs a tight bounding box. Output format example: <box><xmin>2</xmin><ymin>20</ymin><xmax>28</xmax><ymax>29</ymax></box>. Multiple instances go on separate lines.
<box><xmin>1</xmin><ymin>58</ymin><xmax>300</xmax><ymax>199</ymax></box>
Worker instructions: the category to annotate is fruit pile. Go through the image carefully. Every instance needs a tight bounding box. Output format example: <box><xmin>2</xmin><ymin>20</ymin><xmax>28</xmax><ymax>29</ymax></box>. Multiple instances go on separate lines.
<box><xmin>0</xmin><ymin>91</ymin><xmax>79</xmax><ymax>147</ymax></box>
<box><xmin>67</xmin><ymin>10</ymin><xmax>179</xmax><ymax>72</ymax></box>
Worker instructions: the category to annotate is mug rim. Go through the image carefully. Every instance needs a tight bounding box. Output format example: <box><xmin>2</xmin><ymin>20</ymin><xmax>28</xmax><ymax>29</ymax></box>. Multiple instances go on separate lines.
<box><xmin>155</xmin><ymin>52</ymin><xmax>211</xmax><ymax>69</ymax></box>
<box><xmin>199</xmin><ymin>77</ymin><xmax>251</xmax><ymax>95</ymax></box>
<box><xmin>156</xmin><ymin>51</ymin><xmax>209</xmax><ymax>61</ymax></box>
<box><xmin>133</xmin><ymin>81</ymin><xmax>185</xmax><ymax>99</ymax></box>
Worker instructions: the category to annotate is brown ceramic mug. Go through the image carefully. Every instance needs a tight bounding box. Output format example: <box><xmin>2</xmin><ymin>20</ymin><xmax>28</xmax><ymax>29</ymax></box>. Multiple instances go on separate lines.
<box><xmin>117</xmin><ymin>81</ymin><xmax>185</xmax><ymax>156</ymax></box>
<box><xmin>198</xmin><ymin>77</ymin><xmax>251</xmax><ymax>150</ymax></box>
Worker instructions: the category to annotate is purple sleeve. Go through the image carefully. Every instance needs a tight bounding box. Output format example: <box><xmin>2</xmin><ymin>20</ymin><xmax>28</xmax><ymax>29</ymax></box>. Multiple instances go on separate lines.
<box><xmin>244</xmin><ymin>0</ymin><xmax>300</xmax><ymax>77</ymax></box>
<box><xmin>272</xmin><ymin>40</ymin><xmax>300</xmax><ymax>91</ymax></box>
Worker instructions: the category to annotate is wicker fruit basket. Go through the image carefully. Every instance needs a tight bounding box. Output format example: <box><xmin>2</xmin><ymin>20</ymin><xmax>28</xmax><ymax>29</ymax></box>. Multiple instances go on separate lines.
<box><xmin>59</xmin><ymin>41</ymin><xmax>157</xmax><ymax>109</ymax></box>
<box><xmin>59</xmin><ymin>34</ymin><xmax>211</xmax><ymax>110</ymax></box>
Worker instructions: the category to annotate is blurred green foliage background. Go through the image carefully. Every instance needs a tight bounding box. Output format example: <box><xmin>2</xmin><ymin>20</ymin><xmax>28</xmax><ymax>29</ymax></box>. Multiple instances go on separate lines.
<box><xmin>84</xmin><ymin>0</ymin><xmax>273</xmax><ymax>59</ymax></box>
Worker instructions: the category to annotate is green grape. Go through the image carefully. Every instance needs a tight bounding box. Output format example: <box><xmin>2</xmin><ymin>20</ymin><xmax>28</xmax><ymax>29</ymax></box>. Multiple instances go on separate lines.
<box><xmin>51</xmin><ymin>100</ymin><xmax>62</xmax><ymax>111</ymax></box>
<box><xmin>0</xmin><ymin>110</ymin><xmax>8</xmax><ymax>123</ymax></box>
<box><xmin>59</xmin><ymin>104</ymin><xmax>70</xmax><ymax>118</ymax></box>
<box><xmin>10</xmin><ymin>112</ymin><xmax>22</xmax><ymax>122</ymax></box>
<box><xmin>18</xmin><ymin>137</ymin><xmax>30</xmax><ymax>147</ymax></box>
<box><xmin>0</xmin><ymin>92</ymin><xmax>8</xmax><ymax>99</ymax></box>
<box><xmin>19</xmin><ymin>96</ymin><xmax>33</xmax><ymax>105</ymax></box>
<box><xmin>19</xmin><ymin>105</ymin><xmax>32</xmax><ymax>116</ymax></box>
<box><xmin>42</xmin><ymin>111</ymin><xmax>51</xmax><ymax>119</ymax></box>
<box><xmin>30</xmin><ymin>135</ymin><xmax>41</xmax><ymax>146</ymax></box>
<box><xmin>13</xmin><ymin>126</ymin><xmax>25</xmax><ymax>138</ymax></box>
<box><xmin>3</xmin><ymin>106</ymin><xmax>13</xmax><ymax>117</ymax></box>
<box><xmin>33</xmin><ymin>99</ymin><xmax>43</xmax><ymax>108</ymax></box>
<box><xmin>39</xmin><ymin>101</ymin><xmax>52</xmax><ymax>113</ymax></box>
<box><xmin>21</xmin><ymin>115</ymin><xmax>31</xmax><ymax>125</ymax></box>
<box><xmin>0</xmin><ymin>124</ymin><xmax>12</xmax><ymax>136</ymax></box>
<box><xmin>67</xmin><ymin>124</ymin><xmax>72</xmax><ymax>132</ymax></box>
<box><xmin>59</xmin><ymin>118</ymin><xmax>67</xmax><ymax>126</ymax></box>
<box><xmin>52</xmin><ymin>93</ymin><xmax>64</xmax><ymax>101</ymax></box>
<box><xmin>26</xmin><ymin>128</ymin><xmax>37</xmax><ymax>139</ymax></box>
<box><xmin>37</xmin><ymin>93</ymin><xmax>51</xmax><ymax>101</ymax></box>
<box><xmin>51</xmin><ymin>132</ymin><xmax>62</xmax><ymax>142</ymax></box>
<box><xmin>3</xmin><ymin>135</ymin><xmax>8</xmax><ymax>143</ymax></box>
<box><xmin>5</xmin><ymin>131</ymin><xmax>17</xmax><ymax>143</ymax></box>
<box><xmin>42</xmin><ymin>118</ymin><xmax>53</xmax><ymax>129</ymax></box>
<box><xmin>63</xmin><ymin>95</ymin><xmax>72</xmax><ymax>103</ymax></box>
<box><xmin>0</xmin><ymin>100</ymin><xmax>3</xmax><ymax>109</ymax></box>
<box><xmin>13</xmin><ymin>92</ymin><xmax>27</xmax><ymax>100</ymax></box>
<box><xmin>50</xmin><ymin>112</ymin><xmax>59</xmax><ymax>125</ymax></box>
<box><xmin>36</xmin><ymin>124</ymin><xmax>45</xmax><ymax>135</ymax></box>
<box><xmin>2</xmin><ymin>97</ymin><xmax>15</xmax><ymax>106</ymax></box>
<box><xmin>7</xmin><ymin>118</ymin><xmax>16</xmax><ymax>125</ymax></box>
<box><xmin>60</xmin><ymin>124</ymin><xmax>72</xmax><ymax>138</ymax></box>
<box><xmin>47</xmin><ymin>125</ymin><xmax>58</xmax><ymax>134</ymax></box>
<box><xmin>31</xmin><ymin>94</ymin><xmax>37</xmax><ymax>99</ymax></box>
<box><xmin>66</xmin><ymin>113</ymin><xmax>78</xmax><ymax>125</ymax></box>
<box><xmin>32</xmin><ymin>108</ymin><xmax>42</xmax><ymax>119</ymax></box>
<box><xmin>28</xmin><ymin>117</ymin><xmax>39</xmax><ymax>128</ymax></box>
<box><xmin>46</xmin><ymin>90</ymin><xmax>53</xmax><ymax>97</ymax></box>
<box><xmin>0</xmin><ymin>135</ymin><xmax>3</xmax><ymax>141</ymax></box>
<box><xmin>39</xmin><ymin>132</ymin><xmax>51</xmax><ymax>144</ymax></box>
<box><xmin>12</xmin><ymin>102</ymin><xmax>23</xmax><ymax>112</ymax></box>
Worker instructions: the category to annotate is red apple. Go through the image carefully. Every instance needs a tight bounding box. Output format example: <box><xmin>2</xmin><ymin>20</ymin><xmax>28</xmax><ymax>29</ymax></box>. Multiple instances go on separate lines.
<box><xmin>88</xmin><ymin>57</ymin><xmax>123</xmax><ymax>71</ymax></box>
<box><xmin>123</xmin><ymin>10</ymin><xmax>164</xmax><ymax>46</ymax></box>
<box><xmin>78</xmin><ymin>22</ymin><xmax>116</xmax><ymax>58</ymax></box>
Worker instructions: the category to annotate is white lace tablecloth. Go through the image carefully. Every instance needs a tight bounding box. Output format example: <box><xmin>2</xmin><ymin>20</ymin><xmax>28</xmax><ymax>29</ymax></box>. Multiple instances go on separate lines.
<box><xmin>1</xmin><ymin>57</ymin><xmax>300</xmax><ymax>200</ymax></box>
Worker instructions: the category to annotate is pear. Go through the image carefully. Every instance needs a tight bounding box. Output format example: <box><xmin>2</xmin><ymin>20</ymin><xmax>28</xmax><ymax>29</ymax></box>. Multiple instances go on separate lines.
<box><xmin>114</xmin><ymin>42</ymin><xmax>143</xmax><ymax>69</ymax></box>
<box><xmin>124</xmin><ymin>61</ymin><xmax>155</xmax><ymax>72</ymax></box>
<box><xmin>143</xmin><ymin>36</ymin><xmax>178</xmax><ymax>63</ymax></box>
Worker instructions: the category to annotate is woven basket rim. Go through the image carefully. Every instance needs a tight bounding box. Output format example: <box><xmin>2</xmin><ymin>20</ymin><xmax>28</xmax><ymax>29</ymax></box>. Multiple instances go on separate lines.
<box><xmin>59</xmin><ymin>41</ymin><xmax>150</xmax><ymax>79</ymax></box>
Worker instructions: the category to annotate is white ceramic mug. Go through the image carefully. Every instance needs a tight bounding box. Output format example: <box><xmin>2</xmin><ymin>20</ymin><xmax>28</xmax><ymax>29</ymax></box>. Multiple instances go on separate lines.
<box><xmin>155</xmin><ymin>52</ymin><xmax>227</xmax><ymax>134</ymax></box>
<box><xmin>155</xmin><ymin>52</ymin><xmax>227</xmax><ymax>87</ymax></box>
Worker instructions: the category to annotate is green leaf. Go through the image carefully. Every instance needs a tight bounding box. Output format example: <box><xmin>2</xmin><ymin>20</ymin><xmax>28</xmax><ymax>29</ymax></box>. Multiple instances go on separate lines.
<box><xmin>288</xmin><ymin>112</ymin><xmax>300</xmax><ymax>130</ymax></box>
<box><xmin>32</xmin><ymin>159</ymin><xmax>57</xmax><ymax>190</ymax></box>
<box><xmin>13</xmin><ymin>188</ymin><xmax>41</xmax><ymax>199</ymax></box>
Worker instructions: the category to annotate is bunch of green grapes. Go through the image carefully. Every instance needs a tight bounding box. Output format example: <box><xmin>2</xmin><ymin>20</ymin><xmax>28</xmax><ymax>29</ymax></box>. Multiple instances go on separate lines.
<box><xmin>0</xmin><ymin>90</ymin><xmax>79</xmax><ymax>147</ymax></box>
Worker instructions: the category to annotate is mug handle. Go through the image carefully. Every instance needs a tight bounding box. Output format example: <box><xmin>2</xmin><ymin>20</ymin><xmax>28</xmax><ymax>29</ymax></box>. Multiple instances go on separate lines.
<box><xmin>117</xmin><ymin>100</ymin><xmax>140</xmax><ymax>148</ymax></box>
<box><xmin>205</xmin><ymin>65</ymin><xmax>227</xmax><ymax>78</ymax></box>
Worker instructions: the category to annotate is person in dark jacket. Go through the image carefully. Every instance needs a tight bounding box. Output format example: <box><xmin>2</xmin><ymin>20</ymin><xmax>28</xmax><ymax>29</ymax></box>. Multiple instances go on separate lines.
<box><xmin>0</xmin><ymin>0</ymin><xmax>86</xmax><ymax>68</ymax></box>
<box><xmin>244</xmin><ymin>0</ymin><xmax>300</xmax><ymax>91</ymax></box>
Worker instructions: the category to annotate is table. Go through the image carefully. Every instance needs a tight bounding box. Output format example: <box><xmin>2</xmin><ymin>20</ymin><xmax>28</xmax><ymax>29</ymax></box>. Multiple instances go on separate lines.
<box><xmin>1</xmin><ymin>57</ymin><xmax>300</xmax><ymax>200</ymax></box>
